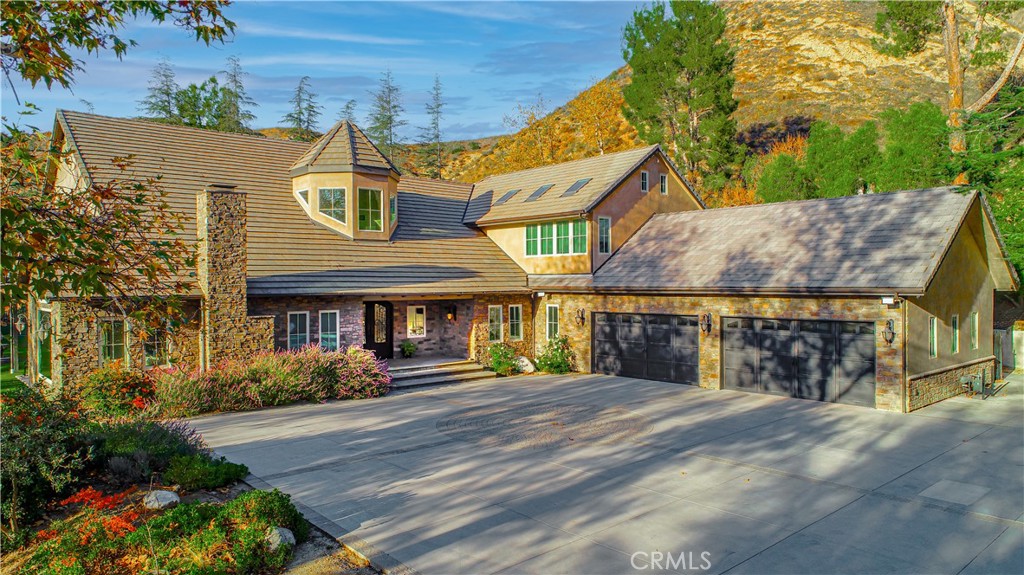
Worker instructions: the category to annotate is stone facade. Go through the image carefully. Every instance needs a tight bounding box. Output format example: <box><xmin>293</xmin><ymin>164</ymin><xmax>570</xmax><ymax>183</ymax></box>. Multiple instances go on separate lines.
<box><xmin>469</xmin><ymin>294</ymin><xmax>535</xmax><ymax>365</ymax></box>
<box><xmin>907</xmin><ymin>357</ymin><xmax>996</xmax><ymax>411</ymax></box>
<box><xmin>534</xmin><ymin>292</ymin><xmax>906</xmax><ymax>412</ymax></box>
<box><xmin>249</xmin><ymin>295</ymin><xmax>364</xmax><ymax>351</ymax></box>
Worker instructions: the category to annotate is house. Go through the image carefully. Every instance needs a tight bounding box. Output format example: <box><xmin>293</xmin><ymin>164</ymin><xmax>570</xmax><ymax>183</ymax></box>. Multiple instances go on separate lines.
<box><xmin>38</xmin><ymin>110</ymin><xmax>1019</xmax><ymax>413</ymax></box>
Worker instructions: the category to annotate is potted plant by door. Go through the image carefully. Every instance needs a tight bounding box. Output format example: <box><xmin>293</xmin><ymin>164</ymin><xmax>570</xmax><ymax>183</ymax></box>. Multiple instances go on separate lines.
<box><xmin>400</xmin><ymin>339</ymin><xmax>417</xmax><ymax>358</ymax></box>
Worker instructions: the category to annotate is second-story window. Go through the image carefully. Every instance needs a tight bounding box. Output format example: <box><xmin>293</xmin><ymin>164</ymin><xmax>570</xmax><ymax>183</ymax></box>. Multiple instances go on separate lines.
<box><xmin>318</xmin><ymin>187</ymin><xmax>346</xmax><ymax>223</ymax></box>
<box><xmin>390</xmin><ymin>194</ymin><xmax>398</xmax><ymax>225</ymax></box>
<box><xmin>358</xmin><ymin>188</ymin><xmax>383</xmax><ymax>231</ymax></box>
<box><xmin>598</xmin><ymin>217</ymin><xmax>611</xmax><ymax>254</ymax></box>
<box><xmin>525</xmin><ymin>219</ymin><xmax>588</xmax><ymax>257</ymax></box>
<box><xmin>641</xmin><ymin>171</ymin><xmax>649</xmax><ymax>193</ymax></box>
<box><xmin>660</xmin><ymin>173</ymin><xmax>668</xmax><ymax>195</ymax></box>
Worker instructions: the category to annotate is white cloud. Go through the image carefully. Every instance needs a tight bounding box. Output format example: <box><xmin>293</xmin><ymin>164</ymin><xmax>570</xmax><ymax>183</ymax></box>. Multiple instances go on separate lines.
<box><xmin>236</xmin><ymin>20</ymin><xmax>422</xmax><ymax>46</ymax></box>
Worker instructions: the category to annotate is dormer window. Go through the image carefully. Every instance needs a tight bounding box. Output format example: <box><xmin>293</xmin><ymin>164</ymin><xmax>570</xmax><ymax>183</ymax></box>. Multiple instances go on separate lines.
<box><xmin>318</xmin><ymin>187</ymin><xmax>346</xmax><ymax>223</ymax></box>
<box><xmin>390</xmin><ymin>194</ymin><xmax>398</xmax><ymax>225</ymax></box>
<box><xmin>297</xmin><ymin>189</ymin><xmax>309</xmax><ymax>205</ymax></box>
<box><xmin>358</xmin><ymin>188</ymin><xmax>383</xmax><ymax>231</ymax></box>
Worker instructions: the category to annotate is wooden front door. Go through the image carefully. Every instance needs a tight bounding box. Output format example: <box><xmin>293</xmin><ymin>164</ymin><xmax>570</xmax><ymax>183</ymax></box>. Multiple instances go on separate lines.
<box><xmin>364</xmin><ymin>301</ymin><xmax>394</xmax><ymax>359</ymax></box>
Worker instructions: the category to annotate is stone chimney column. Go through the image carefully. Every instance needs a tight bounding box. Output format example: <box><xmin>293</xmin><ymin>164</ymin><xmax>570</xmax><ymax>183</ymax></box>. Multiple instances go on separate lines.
<box><xmin>196</xmin><ymin>184</ymin><xmax>249</xmax><ymax>369</ymax></box>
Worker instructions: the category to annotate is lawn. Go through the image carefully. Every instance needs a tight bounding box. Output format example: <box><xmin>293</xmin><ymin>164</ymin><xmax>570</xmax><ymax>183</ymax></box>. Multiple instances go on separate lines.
<box><xmin>1</xmin><ymin>331</ymin><xmax>28</xmax><ymax>393</ymax></box>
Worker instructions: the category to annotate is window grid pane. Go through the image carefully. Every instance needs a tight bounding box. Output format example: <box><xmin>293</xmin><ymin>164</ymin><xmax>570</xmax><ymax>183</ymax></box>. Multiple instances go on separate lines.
<box><xmin>547</xmin><ymin>306</ymin><xmax>559</xmax><ymax>339</ymax></box>
<box><xmin>556</xmin><ymin>221</ymin><xmax>570</xmax><ymax>254</ymax></box>
<box><xmin>640</xmin><ymin>171</ymin><xmax>648</xmax><ymax>192</ymax></box>
<box><xmin>970</xmin><ymin>312</ymin><xmax>979</xmax><ymax>349</ymax></box>
<box><xmin>488</xmin><ymin>306</ymin><xmax>502</xmax><ymax>342</ymax></box>
<box><xmin>101</xmin><ymin>320</ymin><xmax>127</xmax><ymax>365</ymax></box>
<box><xmin>540</xmin><ymin>223</ymin><xmax>554</xmax><ymax>255</ymax></box>
<box><xmin>509</xmin><ymin>305</ymin><xmax>522</xmax><ymax>340</ymax></box>
<box><xmin>288</xmin><ymin>313</ymin><xmax>308</xmax><ymax>349</ymax></box>
<box><xmin>660</xmin><ymin>174</ymin><xmax>668</xmax><ymax>195</ymax></box>
<box><xmin>358</xmin><ymin>189</ymin><xmax>383</xmax><ymax>231</ymax></box>
<box><xmin>407</xmin><ymin>306</ymin><xmax>425</xmax><ymax>338</ymax></box>
<box><xmin>318</xmin><ymin>188</ymin><xmax>346</xmax><ymax>223</ymax></box>
<box><xmin>144</xmin><ymin>328</ymin><xmax>167</xmax><ymax>368</ymax></box>
<box><xmin>389</xmin><ymin>195</ymin><xmax>397</xmax><ymax>224</ymax></box>
<box><xmin>951</xmin><ymin>315</ymin><xmax>959</xmax><ymax>354</ymax></box>
<box><xmin>320</xmin><ymin>311</ymin><xmax>339</xmax><ymax>350</ymax></box>
<box><xmin>572</xmin><ymin>219</ymin><xmax>587</xmax><ymax>254</ymax></box>
<box><xmin>598</xmin><ymin>218</ymin><xmax>611</xmax><ymax>254</ymax></box>
<box><xmin>526</xmin><ymin>225</ymin><xmax>538</xmax><ymax>256</ymax></box>
<box><xmin>928</xmin><ymin>317</ymin><xmax>937</xmax><ymax>358</ymax></box>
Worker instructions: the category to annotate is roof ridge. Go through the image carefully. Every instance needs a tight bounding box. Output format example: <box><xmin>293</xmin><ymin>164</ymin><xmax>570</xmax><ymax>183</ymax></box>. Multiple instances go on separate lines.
<box><xmin>60</xmin><ymin>109</ymin><xmax>310</xmax><ymax>147</ymax></box>
<box><xmin>474</xmin><ymin>144</ymin><xmax>658</xmax><ymax>184</ymax></box>
<box><xmin>303</xmin><ymin>121</ymin><xmax>346</xmax><ymax>168</ymax></box>
<box><xmin>349</xmin><ymin>122</ymin><xmax>400</xmax><ymax>174</ymax></box>
<box><xmin>653</xmin><ymin>186</ymin><xmax>965</xmax><ymax>219</ymax></box>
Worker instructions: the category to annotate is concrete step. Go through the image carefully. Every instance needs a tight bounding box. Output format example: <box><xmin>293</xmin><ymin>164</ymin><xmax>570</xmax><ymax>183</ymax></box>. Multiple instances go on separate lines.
<box><xmin>390</xmin><ymin>369</ymin><xmax>497</xmax><ymax>390</ymax></box>
<box><xmin>390</xmin><ymin>362</ymin><xmax>486</xmax><ymax>382</ymax></box>
<box><xmin>389</xmin><ymin>359</ymin><xmax>477</xmax><ymax>375</ymax></box>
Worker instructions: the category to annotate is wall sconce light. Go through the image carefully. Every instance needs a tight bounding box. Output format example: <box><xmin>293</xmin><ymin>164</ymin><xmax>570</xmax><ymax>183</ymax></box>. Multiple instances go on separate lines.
<box><xmin>38</xmin><ymin>315</ymin><xmax>51</xmax><ymax>340</ymax></box>
<box><xmin>574</xmin><ymin>308</ymin><xmax>586</xmax><ymax>327</ymax></box>
<box><xmin>445</xmin><ymin>304</ymin><xmax>458</xmax><ymax>322</ymax></box>
<box><xmin>699</xmin><ymin>313</ymin><xmax>713</xmax><ymax>335</ymax></box>
<box><xmin>882</xmin><ymin>319</ymin><xmax>896</xmax><ymax>345</ymax></box>
<box><xmin>13</xmin><ymin>313</ymin><xmax>27</xmax><ymax>334</ymax></box>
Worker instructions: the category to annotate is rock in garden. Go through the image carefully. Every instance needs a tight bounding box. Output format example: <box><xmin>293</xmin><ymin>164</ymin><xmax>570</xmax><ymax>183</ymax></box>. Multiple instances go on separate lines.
<box><xmin>266</xmin><ymin>526</ymin><xmax>296</xmax><ymax>552</ymax></box>
<box><xmin>516</xmin><ymin>356</ymin><xmax>536</xmax><ymax>373</ymax></box>
<box><xmin>143</xmin><ymin>490</ymin><xmax>180</xmax><ymax>510</ymax></box>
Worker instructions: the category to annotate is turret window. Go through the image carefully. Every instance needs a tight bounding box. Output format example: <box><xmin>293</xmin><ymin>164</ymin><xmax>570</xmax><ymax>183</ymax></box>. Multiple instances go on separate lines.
<box><xmin>318</xmin><ymin>187</ymin><xmax>346</xmax><ymax>223</ymax></box>
<box><xmin>358</xmin><ymin>188</ymin><xmax>383</xmax><ymax>231</ymax></box>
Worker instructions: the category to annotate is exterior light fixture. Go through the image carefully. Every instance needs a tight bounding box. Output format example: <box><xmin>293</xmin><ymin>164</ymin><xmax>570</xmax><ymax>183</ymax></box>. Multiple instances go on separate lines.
<box><xmin>881</xmin><ymin>295</ymin><xmax>896</xmax><ymax>306</ymax></box>
<box><xmin>445</xmin><ymin>304</ymin><xmax>457</xmax><ymax>322</ymax></box>
<box><xmin>882</xmin><ymin>319</ymin><xmax>896</xmax><ymax>345</ymax></box>
<box><xmin>699</xmin><ymin>313</ymin><xmax>713</xmax><ymax>335</ymax></box>
<box><xmin>14</xmin><ymin>314</ymin><xmax>26</xmax><ymax>334</ymax></box>
<box><xmin>38</xmin><ymin>315</ymin><xmax>51</xmax><ymax>340</ymax></box>
<box><xmin>574</xmin><ymin>308</ymin><xmax>586</xmax><ymax>327</ymax></box>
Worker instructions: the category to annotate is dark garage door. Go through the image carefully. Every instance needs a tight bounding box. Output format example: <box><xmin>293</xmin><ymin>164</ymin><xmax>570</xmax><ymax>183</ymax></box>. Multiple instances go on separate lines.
<box><xmin>594</xmin><ymin>313</ymin><xmax>699</xmax><ymax>385</ymax></box>
<box><xmin>723</xmin><ymin>317</ymin><xmax>876</xmax><ymax>407</ymax></box>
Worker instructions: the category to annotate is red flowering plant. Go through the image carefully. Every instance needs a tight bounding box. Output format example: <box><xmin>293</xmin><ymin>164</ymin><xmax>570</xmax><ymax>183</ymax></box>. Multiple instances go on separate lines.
<box><xmin>77</xmin><ymin>361</ymin><xmax>156</xmax><ymax>418</ymax></box>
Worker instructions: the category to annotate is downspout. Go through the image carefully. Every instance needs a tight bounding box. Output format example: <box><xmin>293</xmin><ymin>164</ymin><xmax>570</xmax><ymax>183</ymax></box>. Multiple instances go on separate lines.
<box><xmin>900</xmin><ymin>294</ymin><xmax>909</xmax><ymax>413</ymax></box>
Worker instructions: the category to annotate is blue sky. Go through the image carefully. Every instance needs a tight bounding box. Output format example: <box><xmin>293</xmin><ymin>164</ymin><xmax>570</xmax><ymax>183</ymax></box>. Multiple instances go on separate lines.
<box><xmin>2</xmin><ymin>1</ymin><xmax>644</xmax><ymax>140</ymax></box>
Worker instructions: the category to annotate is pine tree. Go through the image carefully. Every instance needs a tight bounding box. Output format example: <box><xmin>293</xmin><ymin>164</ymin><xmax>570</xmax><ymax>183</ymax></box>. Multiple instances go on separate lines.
<box><xmin>622</xmin><ymin>0</ymin><xmax>741</xmax><ymax>187</ymax></box>
<box><xmin>338</xmin><ymin>99</ymin><xmax>357</xmax><ymax>123</ymax></box>
<box><xmin>366</xmin><ymin>69</ymin><xmax>407</xmax><ymax>163</ymax></box>
<box><xmin>139</xmin><ymin>59</ymin><xmax>180</xmax><ymax>122</ymax></box>
<box><xmin>175</xmin><ymin>76</ymin><xmax>223</xmax><ymax>129</ymax></box>
<box><xmin>282</xmin><ymin>76</ymin><xmax>323</xmax><ymax>141</ymax></box>
<box><xmin>218</xmin><ymin>55</ymin><xmax>257</xmax><ymax>133</ymax></box>
<box><xmin>417</xmin><ymin>75</ymin><xmax>445</xmax><ymax>179</ymax></box>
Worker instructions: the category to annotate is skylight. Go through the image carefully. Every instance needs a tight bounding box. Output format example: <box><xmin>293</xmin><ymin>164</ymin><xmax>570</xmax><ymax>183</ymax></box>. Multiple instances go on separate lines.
<box><xmin>560</xmin><ymin>178</ymin><xmax>592</xmax><ymax>197</ymax></box>
<box><xmin>524</xmin><ymin>184</ymin><xmax>554</xmax><ymax>202</ymax></box>
<box><xmin>494</xmin><ymin>189</ymin><xmax>521</xmax><ymax>205</ymax></box>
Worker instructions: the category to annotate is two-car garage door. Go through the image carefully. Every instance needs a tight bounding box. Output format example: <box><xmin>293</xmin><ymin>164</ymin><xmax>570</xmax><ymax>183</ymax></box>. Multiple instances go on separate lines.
<box><xmin>592</xmin><ymin>312</ymin><xmax>877</xmax><ymax>408</ymax></box>
<box><xmin>722</xmin><ymin>317</ymin><xmax>877</xmax><ymax>407</ymax></box>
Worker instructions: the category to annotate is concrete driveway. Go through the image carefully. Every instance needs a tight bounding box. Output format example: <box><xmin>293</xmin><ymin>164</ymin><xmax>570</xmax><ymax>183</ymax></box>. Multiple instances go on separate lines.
<box><xmin>190</xmin><ymin>374</ymin><xmax>1024</xmax><ymax>575</ymax></box>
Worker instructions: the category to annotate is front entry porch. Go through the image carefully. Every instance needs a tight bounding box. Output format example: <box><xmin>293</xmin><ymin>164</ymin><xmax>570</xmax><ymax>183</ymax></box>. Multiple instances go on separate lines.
<box><xmin>363</xmin><ymin>298</ymin><xmax>475</xmax><ymax>362</ymax></box>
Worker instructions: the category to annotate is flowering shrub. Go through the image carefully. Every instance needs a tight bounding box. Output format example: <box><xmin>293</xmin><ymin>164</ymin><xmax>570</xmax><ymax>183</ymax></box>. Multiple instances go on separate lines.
<box><xmin>488</xmin><ymin>343</ymin><xmax>521</xmax><ymax>376</ymax></box>
<box><xmin>536</xmin><ymin>336</ymin><xmax>576</xmax><ymax>374</ymax></box>
<box><xmin>60</xmin><ymin>486</ymin><xmax>136</xmax><ymax>511</ymax></box>
<box><xmin>1</xmin><ymin>388</ymin><xmax>91</xmax><ymax>539</ymax></box>
<box><xmin>154</xmin><ymin>345</ymin><xmax>391</xmax><ymax>416</ymax></box>
<box><xmin>77</xmin><ymin>361</ymin><xmax>156</xmax><ymax>418</ymax></box>
<box><xmin>90</xmin><ymin>419</ymin><xmax>207</xmax><ymax>483</ymax></box>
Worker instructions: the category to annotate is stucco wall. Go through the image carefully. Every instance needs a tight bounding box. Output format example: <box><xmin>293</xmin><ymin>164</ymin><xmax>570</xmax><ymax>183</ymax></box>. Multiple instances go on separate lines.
<box><xmin>906</xmin><ymin>201</ymin><xmax>995</xmax><ymax>377</ymax></box>
<box><xmin>291</xmin><ymin>170</ymin><xmax>399</xmax><ymax>240</ymax></box>
<box><xmin>534</xmin><ymin>292</ymin><xmax>905</xmax><ymax>412</ymax></box>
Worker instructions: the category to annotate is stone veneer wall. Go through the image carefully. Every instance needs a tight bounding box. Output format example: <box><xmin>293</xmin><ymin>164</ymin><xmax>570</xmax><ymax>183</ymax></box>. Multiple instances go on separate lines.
<box><xmin>468</xmin><ymin>294</ymin><xmax>535</xmax><ymax>365</ymax></box>
<box><xmin>248</xmin><ymin>296</ymin><xmax>364</xmax><ymax>350</ymax></box>
<box><xmin>907</xmin><ymin>357</ymin><xmax>995</xmax><ymax>411</ymax></box>
<box><xmin>534</xmin><ymin>293</ymin><xmax>906</xmax><ymax>412</ymax></box>
<box><xmin>393</xmin><ymin>300</ymin><xmax>474</xmax><ymax>358</ymax></box>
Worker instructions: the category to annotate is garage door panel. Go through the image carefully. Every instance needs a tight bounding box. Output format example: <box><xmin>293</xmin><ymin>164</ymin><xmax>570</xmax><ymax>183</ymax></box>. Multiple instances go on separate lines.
<box><xmin>592</xmin><ymin>313</ymin><xmax>700</xmax><ymax>385</ymax></box>
<box><xmin>795</xmin><ymin>375</ymin><xmax>831</xmax><ymax>401</ymax></box>
<box><xmin>674</xmin><ymin>364</ymin><xmax>699</xmax><ymax>385</ymax></box>
<box><xmin>594</xmin><ymin>354</ymin><xmax>621</xmax><ymax>375</ymax></box>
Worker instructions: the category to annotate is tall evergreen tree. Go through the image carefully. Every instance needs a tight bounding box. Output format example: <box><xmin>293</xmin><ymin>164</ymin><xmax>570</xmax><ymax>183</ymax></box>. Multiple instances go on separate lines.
<box><xmin>622</xmin><ymin>0</ymin><xmax>741</xmax><ymax>188</ymax></box>
<box><xmin>803</xmin><ymin>121</ymin><xmax>880</xmax><ymax>198</ymax></box>
<box><xmin>175</xmin><ymin>76</ymin><xmax>223</xmax><ymax>129</ymax></box>
<box><xmin>417</xmin><ymin>75</ymin><xmax>446</xmax><ymax>179</ymax></box>
<box><xmin>338</xmin><ymin>99</ymin><xmax>357</xmax><ymax>123</ymax></box>
<box><xmin>282</xmin><ymin>76</ymin><xmax>322</xmax><ymax>141</ymax></box>
<box><xmin>218</xmin><ymin>55</ymin><xmax>257</xmax><ymax>133</ymax></box>
<box><xmin>138</xmin><ymin>59</ymin><xmax>180</xmax><ymax>122</ymax></box>
<box><xmin>366</xmin><ymin>69</ymin><xmax>406</xmax><ymax>163</ymax></box>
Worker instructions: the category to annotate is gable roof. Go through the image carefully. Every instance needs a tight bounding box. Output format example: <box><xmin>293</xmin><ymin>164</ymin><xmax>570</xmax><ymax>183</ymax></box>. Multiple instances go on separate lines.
<box><xmin>533</xmin><ymin>187</ymin><xmax>1015</xmax><ymax>296</ymax></box>
<box><xmin>56</xmin><ymin>111</ymin><xmax>526</xmax><ymax>296</ymax></box>
<box><xmin>463</xmin><ymin>145</ymin><xmax>699</xmax><ymax>226</ymax></box>
<box><xmin>289</xmin><ymin>120</ymin><xmax>399</xmax><ymax>176</ymax></box>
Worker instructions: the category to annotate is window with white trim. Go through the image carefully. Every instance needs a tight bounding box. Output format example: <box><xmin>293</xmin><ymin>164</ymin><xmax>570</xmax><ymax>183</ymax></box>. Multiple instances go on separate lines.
<box><xmin>319</xmin><ymin>310</ymin><xmax>339</xmax><ymax>350</ymax></box>
<box><xmin>318</xmin><ymin>187</ymin><xmax>346</xmax><ymax>223</ymax></box>
<box><xmin>297</xmin><ymin>189</ymin><xmax>309</xmax><ymax>205</ymax></box>
<box><xmin>526</xmin><ymin>219</ymin><xmax>587</xmax><ymax>257</ymax></box>
<box><xmin>407</xmin><ymin>305</ymin><xmax>426</xmax><ymax>338</ymax></box>
<box><xmin>660</xmin><ymin>173</ymin><xmax>668</xmax><ymax>195</ymax></box>
<box><xmin>546</xmin><ymin>304</ymin><xmax>559</xmax><ymax>340</ymax></box>
<box><xmin>358</xmin><ymin>188</ymin><xmax>383</xmax><ymax>231</ymax></box>
<box><xmin>509</xmin><ymin>305</ymin><xmax>523</xmax><ymax>341</ymax></box>
<box><xmin>488</xmin><ymin>305</ymin><xmax>503</xmax><ymax>342</ymax></box>
<box><xmin>928</xmin><ymin>316</ymin><xmax>937</xmax><ymax>358</ymax></box>
<box><xmin>640</xmin><ymin>171</ymin><xmax>649</xmax><ymax>193</ymax></box>
<box><xmin>951</xmin><ymin>314</ymin><xmax>960</xmax><ymax>354</ymax></box>
<box><xmin>970</xmin><ymin>311</ymin><xmax>979</xmax><ymax>350</ymax></box>
<box><xmin>288</xmin><ymin>312</ymin><xmax>309</xmax><ymax>349</ymax></box>
<box><xmin>598</xmin><ymin>217</ymin><xmax>611</xmax><ymax>255</ymax></box>
<box><xmin>389</xmin><ymin>194</ymin><xmax>398</xmax><ymax>224</ymax></box>
<box><xmin>100</xmin><ymin>319</ymin><xmax>127</xmax><ymax>366</ymax></box>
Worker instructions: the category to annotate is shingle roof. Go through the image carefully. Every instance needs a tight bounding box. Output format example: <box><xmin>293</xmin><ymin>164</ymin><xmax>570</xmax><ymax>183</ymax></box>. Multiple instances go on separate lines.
<box><xmin>57</xmin><ymin>111</ymin><xmax>526</xmax><ymax>296</ymax></box>
<box><xmin>290</xmin><ymin>120</ymin><xmax>398</xmax><ymax>175</ymax></box>
<box><xmin>463</xmin><ymin>145</ymin><xmax>669</xmax><ymax>225</ymax></box>
<box><xmin>580</xmin><ymin>187</ymin><xmax>986</xmax><ymax>295</ymax></box>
